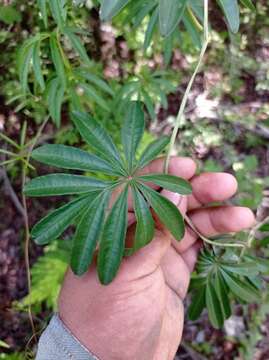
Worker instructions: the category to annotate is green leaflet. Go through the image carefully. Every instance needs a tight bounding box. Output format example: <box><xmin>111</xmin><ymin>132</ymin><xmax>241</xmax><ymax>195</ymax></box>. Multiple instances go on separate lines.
<box><xmin>81</xmin><ymin>83</ymin><xmax>110</xmax><ymax>111</ymax></box>
<box><xmin>32</xmin><ymin>40</ymin><xmax>45</xmax><ymax>90</ymax></box>
<box><xmin>221</xmin><ymin>269</ymin><xmax>260</xmax><ymax>303</ymax></box>
<box><xmin>144</xmin><ymin>7</ymin><xmax>158</xmax><ymax>50</ymax></box>
<box><xmin>214</xmin><ymin>271</ymin><xmax>231</xmax><ymax>320</ymax></box>
<box><xmin>71</xmin><ymin>191</ymin><xmax>111</xmax><ymax>276</ymax></box>
<box><xmin>97</xmin><ymin>186</ymin><xmax>128</xmax><ymax>284</ymax></box>
<box><xmin>131</xmin><ymin>185</ymin><xmax>155</xmax><ymax>252</ymax></box>
<box><xmin>32</xmin><ymin>195</ymin><xmax>96</xmax><ymax>245</ymax></box>
<box><xmin>206</xmin><ymin>279</ymin><xmax>224</xmax><ymax>329</ymax></box>
<box><xmin>18</xmin><ymin>39</ymin><xmax>35</xmax><ymax>92</ymax></box>
<box><xmin>64</xmin><ymin>28</ymin><xmax>91</xmax><ymax>65</ymax></box>
<box><xmin>71</xmin><ymin>111</ymin><xmax>124</xmax><ymax>172</ymax></box>
<box><xmin>138</xmin><ymin>183</ymin><xmax>185</xmax><ymax>241</ymax></box>
<box><xmin>138</xmin><ymin>173</ymin><xmax>192</xmax><ymax>195</ymax></box>
<box><xmin>47</xmin><ymin>77</ymin><xmax>65</xmax><ymax>127</ymax></box>
<box><xmin>137</xmin><ymin>136</ymin><xmax>170</xmax><ymax>169</ymax></box>
<box><xmin>24</xmin><ymin>173</ymin><xmax>112</xmax><ymax>197</ymax></box>
<box><xmin>37</xmin><ymin>0</ymin><xmax>48</xmax><ymax>28</ymax></box>
<box><xmin>48</xmin><ymin>0</ymin><xmax>65</xmax><ymax>29</ymax></box>
<box><xmin>100</xmin><ymin>0</ymin><xmax>130</xmax><ymax>21</ymax></box>
<box><xmin>188</xmin><ymin>286</ymin><xmax>206</xmax><ymax>321</ymax></box>
<box><xmin>159</xmin><ymin>0</ymin><xmax>188</xmax><ymax>37</ymax></box>
<box><xmin>217</xmin><ymin>0</ymin><xmax>240</xmax><ymax>33</ymax></box>
<box><xmin>121</xmin><ymin>101</ymin><xmax>145</xmax><ymax>171</ymax></box>
<box><xmin>49</xmin><ymin>33</ymin><xmax>66</xmax><ymax>86</ymax></box>
<box><xmin>220</xmin><ymin>262</ymin><xmax>259</xmax><ymax>277</ymax></box>
<box><xmin>75</xmin><ymin>69</ymin><xmax>114</xmax><ymax>96</ymax></box>
<box><xmin>32</xmin><ymin>144</ymin><xmax>120</xmax><ymax>176</ymax></box>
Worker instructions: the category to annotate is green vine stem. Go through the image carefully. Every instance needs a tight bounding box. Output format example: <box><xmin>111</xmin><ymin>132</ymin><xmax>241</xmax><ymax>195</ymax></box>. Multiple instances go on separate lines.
<box><xmin>164</xmin><ymin>0</ymin><xmax>209</xmax><ymax>173</ymax></box>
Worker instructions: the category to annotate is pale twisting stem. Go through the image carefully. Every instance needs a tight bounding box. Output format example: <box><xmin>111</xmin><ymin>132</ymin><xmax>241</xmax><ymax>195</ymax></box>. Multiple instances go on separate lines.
<box><xmin>185</xmin><ymin>215</ymin><xmax>246</xmax><ymax>248</ymax></box>
<box><xmin>164</xmin><ymin>0</ymin><xmax>209</xmax><ymax>173</ymax></box>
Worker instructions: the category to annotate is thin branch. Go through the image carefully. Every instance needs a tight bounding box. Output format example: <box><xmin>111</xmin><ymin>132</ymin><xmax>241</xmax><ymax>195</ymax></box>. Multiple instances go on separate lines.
<box><xmin>21</xmin><ymin>117</ymin><xmax>49</xmax><ymax>344</ymax></box>
<box><xmin>164</xmin><ymin>0</ymin><xmax>209</xmax><ymax>172</ymax></box>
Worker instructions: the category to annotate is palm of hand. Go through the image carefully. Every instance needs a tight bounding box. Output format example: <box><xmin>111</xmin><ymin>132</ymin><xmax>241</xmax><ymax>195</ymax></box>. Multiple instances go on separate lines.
<box><xmin>59</xmin><ymin>157</ymin><xmax>254</xmax><ymax>360</ymax></box>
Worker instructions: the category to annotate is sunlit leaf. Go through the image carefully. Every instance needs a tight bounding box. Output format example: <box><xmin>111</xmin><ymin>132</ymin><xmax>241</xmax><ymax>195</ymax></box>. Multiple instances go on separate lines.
<box><xmin>64</xmin><ymin>28</ymin><xmax>91</xmax><ymax>65</ymax></box>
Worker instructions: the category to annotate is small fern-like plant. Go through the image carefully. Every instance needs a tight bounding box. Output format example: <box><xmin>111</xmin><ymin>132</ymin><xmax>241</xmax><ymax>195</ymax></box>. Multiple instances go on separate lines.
<box><xmin>24</xmin><ymin>101</ymin><xmax>192</xmax><ymax>284</ymax></box>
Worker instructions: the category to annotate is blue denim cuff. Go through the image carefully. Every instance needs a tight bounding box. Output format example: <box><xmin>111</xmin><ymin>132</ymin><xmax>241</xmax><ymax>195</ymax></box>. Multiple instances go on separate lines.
<box><xmin>36</xmin><ymin>314</ymin><xmax>100</xmax><ymax>360</ymax></box>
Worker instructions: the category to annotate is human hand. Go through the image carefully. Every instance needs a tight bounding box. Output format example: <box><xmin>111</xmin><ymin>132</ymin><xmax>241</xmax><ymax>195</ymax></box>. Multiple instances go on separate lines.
<box><xmin>59</xmin><ymin>157</ymin><xmax>255</xmax><ymax>360</ymax></box>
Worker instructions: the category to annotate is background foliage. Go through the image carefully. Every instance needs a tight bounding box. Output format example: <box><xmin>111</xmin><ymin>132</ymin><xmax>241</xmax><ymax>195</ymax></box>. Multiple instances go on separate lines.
<box><xmin>0</xmin><ymin>0</ymin><xmax>269</xmax><ymax>359</ymax></box>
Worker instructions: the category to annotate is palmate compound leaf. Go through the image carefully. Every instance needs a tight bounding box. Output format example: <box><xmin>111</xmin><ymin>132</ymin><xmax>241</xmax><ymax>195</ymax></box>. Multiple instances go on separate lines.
<box><xmin>24</xmin><ymin>173</ymin><xmax>113</xmax><ymax>197</ymax></box>
<box><xmin>71</xmin><ymin>111</ymin><xmax>125</xmax><ymax>173</ymax></box>
<box><xmin>27</xmin><ymin>105</ymin><xmax>191</xmax><ymax>283</ymax></box>
<box><xmin>32</xmin><ymin>144</ymin><xmax>122</xmax><ymax>176</ymax></box>
<box><xmin>121</xmin><ymin>101</ymin><xmax>145</xmax><ymax>172</ymax></box>
<box><xmin>32</xmin><ymin>194</ymin><xmax>98</xmax><ymax>245</ymax></box>
<box><xmin>97</xmin><ymin>186</ymin><xmax>129</xmax><ymax>285</ymax></box>
<box><xmin>71</xmin><ymin>190</ymin><xmax>111</xmax><ymax>276</ymax></box>
<box><xmin>138</xmin><ymin>183</ymin><xmax>185</xmax><ymax>241</ymax></box>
